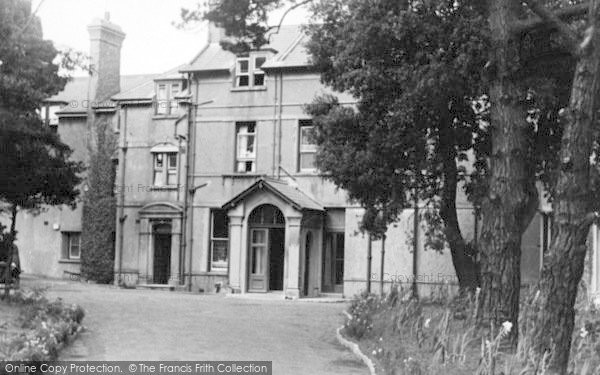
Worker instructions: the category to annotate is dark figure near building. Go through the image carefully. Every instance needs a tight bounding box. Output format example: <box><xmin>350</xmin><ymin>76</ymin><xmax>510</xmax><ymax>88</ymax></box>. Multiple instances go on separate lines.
<box><xmin>0</xmin><ymin>234</ymin><xmax>21</xmax><ymax>299</ymax></box>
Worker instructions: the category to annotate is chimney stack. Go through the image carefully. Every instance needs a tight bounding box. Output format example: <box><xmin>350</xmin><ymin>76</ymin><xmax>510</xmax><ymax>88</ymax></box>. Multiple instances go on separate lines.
<box><xmin>87</xmin><ymin>13</ymin><xmax>125</xmax><ymax>103</ymax></box>
<box><xmin>208</xmin><ymin>0</ymin><xmax>225</xmax><ymax>44</ymax></box>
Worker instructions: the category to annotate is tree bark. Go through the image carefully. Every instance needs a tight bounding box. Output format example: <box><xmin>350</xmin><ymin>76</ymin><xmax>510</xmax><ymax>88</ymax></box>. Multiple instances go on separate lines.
<box><xmin>529</xmin><ymin>2</ymin><xmax>600</xmax><ymax>372</ymax></box>
<box><xmin>10</xmin><ymin>204</ymin><xmax>17</xmax><ymax>237</ymax></box>
<box><xmin>478</xmin><ymin>0</ymin><xmax>539</xmax><ymax>339</ymax></box>
<box><xmin>438</xmin><ymin>126</ymin><xmax>480</xmax><ymax>292</ymax></box>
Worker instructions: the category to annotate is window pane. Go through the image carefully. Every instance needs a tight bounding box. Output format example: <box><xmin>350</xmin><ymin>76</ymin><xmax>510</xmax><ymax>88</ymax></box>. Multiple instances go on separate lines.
<box><xmin>238</xmin><ymin>75</ymin><xmax>249</xmax><ymax>87</ymax></box>
<box><xmin>300</xmin><ymin>153</ymin><xmax>316</xmax><ymax>171</ymax></box>
<box><xmin>157</xmin><ymin>85</ymin><xmax>167</xmax><ymax>100</ymax></box>
<box><xmin>237</xmin><ymin>134</ymin><xmax>255</xmax><ymax>158</ymax></box>
<box><xmin>171</xmin><ymin>84</ymin><xmax>180</xmax><ymax>95</ymax></box>
<box><xmin>212</xmin><ymin>210</ymin><xmax>229</xmax><ymax>238</ymax></box>
<box><xmin>255</xmin><ymin>57</ymin><xmax>266</xmax><ymax>69</ymax></box>
<box><xmin>238</xmin><ymin>59</ymin><xmax>249</xmax><ymax>73</ymax></box>
<box><xmin>168</xmin><ymin>153</ymin><xmax>177</xmax><ymax>168</ymax></box>
<box><xmin>69</xmin><ymin>233</ymin><xmax>81</xmax><ymax>259</ymax></box>
<box><xmin>211</xmin><ymin>239</ymin><xmax>228</xmax><ymax>270</ymax></box>
<box><xmin>254</xmin><ymin>73</ymin><xmax>265</xmax><ymax>86</ymax></box>
<box><xmin>301</xmin><ymin>126</ymin><xmax>316</xmax><ymax>146</ymax></box>
<box><xmin>252</xmin><ymin>247</ymin><xmax>263</xmax><ymax>274</ymax></box>
<box><xmin>252</xmin><ymin>230</ymin><xmax>266</xmax><ymax>245</ymax></box>
<box><xmin>155</xmin><ymin>153</ymin><xmax>164</xmax><ymax>168</ymax></box>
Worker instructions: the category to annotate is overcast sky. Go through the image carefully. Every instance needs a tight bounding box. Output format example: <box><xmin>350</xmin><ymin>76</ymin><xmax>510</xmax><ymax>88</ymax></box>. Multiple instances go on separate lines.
<box><xmin>36</xmin><ymin>0</ymin><xmax>309</xmax><ymax>76</ymax></box>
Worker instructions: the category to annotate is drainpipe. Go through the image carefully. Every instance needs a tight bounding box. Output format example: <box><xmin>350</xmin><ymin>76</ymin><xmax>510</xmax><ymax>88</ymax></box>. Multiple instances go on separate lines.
<box><xmin>115</xmin><ymin>105</ymin><xmax>128</xmax><ymax>285</ymax></box>
<box><xmin>276</xmin><ymin>71</ymin><xmax>284</xmax><ymax>179</ymax></box>
<box><xmin>366</xmin><ymin>234</ymin><xmax>372</xmax><ymax>293</ymax></box>
<box><xmin>412</xmin><ymin>196</ymin><xmax>419</xmax><ymax>300</ymax></box>
<box><xmin>380</xmin><ymin>234</ymin><xmax>386</xmax><ymax>295</ymax></box>
<box><xmin>271</xmin><ymin>73</ymin><xmax>279</xmax><ymax>178</ymax></box>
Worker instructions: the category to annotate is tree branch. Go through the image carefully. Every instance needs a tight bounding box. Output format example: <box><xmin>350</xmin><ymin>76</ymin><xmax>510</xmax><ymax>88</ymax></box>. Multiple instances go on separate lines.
<box><xmin>514</xmin><ymin>2</ymin><xmax>588</xmax><ymax>35</ymax></box>
<box><xmin>265</xmin><ymin>0</ymin><xmax>313</xmax><ymax>43</ymax></box>
<box><xmin>518</xmin><ymin>0</ymin><xmax>582</xmax><ymax>56</ymax></box>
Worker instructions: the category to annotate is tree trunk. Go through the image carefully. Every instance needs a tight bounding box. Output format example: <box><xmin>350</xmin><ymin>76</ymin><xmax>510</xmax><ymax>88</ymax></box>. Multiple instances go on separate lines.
<box><xmin>478</xmin><ymin>0</ymin><xmax>539</xmax><ymax>338</ymax></box>
<box><xmin>438</xmin><ymin>126</ymin><xmax>480</xmax><ymax>292</ymax></box>
<box><xmin>10</xmin><ymin>204</ymin><xmax>17</xmax><ymax>237</ymax></box>
<box><xmin>529</xmin><ymin>3</ymin><xmax>600</xmax><ymax>371</ymax></box>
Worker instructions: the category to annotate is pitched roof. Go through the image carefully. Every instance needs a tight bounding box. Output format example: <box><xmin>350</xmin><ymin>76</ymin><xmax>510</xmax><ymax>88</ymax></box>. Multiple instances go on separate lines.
<box><xmin>222</xmin><ymin>178</ymin><xmax>324</xmax><ymax>212</ymax></box>
<box><xmin>180</xmin><ymin>25</ymin><xmax>311</xmax><ymax>73</ymax></box>
<box><xmin>46</xmin><ymin>74</ymin><xmax>158</xmax><ymax>104</ymax></box>
<box><xmin>112</xmin><ymin>65</ymin><xmax>187</xmax><ymax>101</ymax></box>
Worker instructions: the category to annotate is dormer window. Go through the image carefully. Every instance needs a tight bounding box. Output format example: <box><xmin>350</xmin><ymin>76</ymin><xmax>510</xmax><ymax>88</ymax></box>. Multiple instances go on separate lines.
<box><xmin>235</xmin><ymin>56</ymin><xmax>266</xmax><ymax>88</ymax></box>
<box><xmin>156</xmin><ymin>81</ymin><xmax>181</xmax><ymax>115</ymax></box>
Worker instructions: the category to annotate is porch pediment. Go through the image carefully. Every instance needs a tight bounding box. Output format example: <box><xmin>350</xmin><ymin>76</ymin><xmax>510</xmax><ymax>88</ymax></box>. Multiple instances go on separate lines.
<box><xmin>222</xmin><ymin>178</ymin><xmax>324</xmax><ymax>212</ymax></box>
<box><xmin>139</xmin><ymin>202</ymin><xmax>183</xmax><ymax>217</ymax></box>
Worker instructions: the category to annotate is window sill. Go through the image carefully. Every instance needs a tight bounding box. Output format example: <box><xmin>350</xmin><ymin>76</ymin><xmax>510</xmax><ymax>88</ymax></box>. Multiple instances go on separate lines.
<box><xmin>148</xmin><ymin>186</ymin><xmax>182</xmax><ymax>191</ymax></box>
<box><xmin>59</xmin><ymin>259</ymin><xmax>81</xmax><ymax>264</ymax></box>
<box><xmin>230</xmin><ymin>86</ymin><xmax>267</xmax><ymax>92</ymax></box>
<box><xmin>222</xmin><ymin>173</ymin><xmax>268</xmax><ymax>179</ymax></box>
<box><xmin>153</xmin><ymin>115</ymin><xmax>180</xmax><ymax>120</ymax></box>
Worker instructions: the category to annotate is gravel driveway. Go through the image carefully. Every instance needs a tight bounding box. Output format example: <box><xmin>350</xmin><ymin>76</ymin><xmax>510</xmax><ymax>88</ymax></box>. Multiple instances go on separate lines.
<box><xmin>22</xmin><ymin>277</ymin><xmax>366</xmax><ymax>375</ymax></box>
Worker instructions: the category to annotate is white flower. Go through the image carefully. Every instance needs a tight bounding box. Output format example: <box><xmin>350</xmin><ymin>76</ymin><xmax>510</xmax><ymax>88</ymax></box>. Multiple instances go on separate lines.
<box><xmin>580</xmin><ymin>327</ymin><xmax>589</xmax><ymax>338</ymax></box>
<box><xmin>372</xmin><ymin>350</ymin><xmax>377</xmax><ymax>355</ymax></box>
<box><xmin>379</xmin><ymin>337</ymin><xmax>383</xmax><ymax>341</ymax></box>
<box><xmin>501</xmin><ymin>321</ymin><xmax>513</xmax><ymax>334</ymax></box>
<box><xmin>424</xmin><ymin>318</ymin><xmax>431</xmax><ymax>328</ymax></box>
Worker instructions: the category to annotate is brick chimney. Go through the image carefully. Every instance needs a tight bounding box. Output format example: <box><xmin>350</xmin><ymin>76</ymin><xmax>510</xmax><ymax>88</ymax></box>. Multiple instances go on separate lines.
<box><xmin>87</xmin><ymin>12</ymin><xmax>125</xmax><ymax>103</ymax></box>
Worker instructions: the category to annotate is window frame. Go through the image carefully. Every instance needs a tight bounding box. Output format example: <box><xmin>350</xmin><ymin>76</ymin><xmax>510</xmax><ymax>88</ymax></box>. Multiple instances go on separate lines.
<box><xmin>209</xmin><ymin>209</ymin><xmax>229</xmax><ymax>272</ymax></box>
<box><xmin>234</xmin><ymin>55</ymin><xmax>267</xmax><ymax>89</ymax></box>
<box><xmin>152</xmin><ymin>152</ymin><xmax>178</xmax><ymax>187</ymax></box>
<box><xmin>155</xmin><ymin>81</ymin><xmax>181</xmax><ymax>116</ymax></box>
<box><xmin>235</xmin><ymin>121</ymin><xmax>257</xmax><ymax>173</ymax></box>
<box><xmin>62</xmin><ymin>232</ymin><xmax>81</xmax><ymax>260</ymax></box>
<box><xmin>298</xmin><ymin>119</ymin><xmax>317</xmax><ymax>172</ymax></box>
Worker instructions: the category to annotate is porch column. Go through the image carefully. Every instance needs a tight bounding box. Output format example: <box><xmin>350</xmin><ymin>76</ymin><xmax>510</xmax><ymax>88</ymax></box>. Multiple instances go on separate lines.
<box><xmin>169</xmin><ymin>218</ymin><xmax>182</xmax><ymax>286</ymax></box>
<box><xmin>285</xmin><ymin>215</ymin><xmax>302</xmax><ymax>299</ymax></box>
<box><xmin>228</xmin><ymin>213</ymin><xmax>244</xmax><ymax>293</ymax></box>
<box><xmin>138</xmin><ymin>218</ymin><xmax>151</xmax><ymax>284</ymax></box>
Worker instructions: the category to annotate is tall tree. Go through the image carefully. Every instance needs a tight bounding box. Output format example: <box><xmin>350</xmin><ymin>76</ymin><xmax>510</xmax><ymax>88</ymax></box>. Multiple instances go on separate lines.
<box><xmin>185</xmin><ymin>0</ymin><xmax>490</xmax><ymax>292</ymax></box>
<box><xmin>0</xmin><ymin>0</ymin><xmax>84</xmax><ymax>252</ymax></box>
<box><xmin>304</xmin><ymin>0</ymin><xmax>489</xmax><ymax>291</ymax></box>
<box><xmin>519</xmin><ymin>0</ymin><xmax>600</xmax><ymax>372</ymax></box>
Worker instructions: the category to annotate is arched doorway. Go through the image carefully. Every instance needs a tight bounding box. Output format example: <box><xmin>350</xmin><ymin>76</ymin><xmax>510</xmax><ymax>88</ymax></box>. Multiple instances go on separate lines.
<box><xmin>248</xmin><ymin>204</ymin><xmax>285</xmax><ymax>292</ymax></box>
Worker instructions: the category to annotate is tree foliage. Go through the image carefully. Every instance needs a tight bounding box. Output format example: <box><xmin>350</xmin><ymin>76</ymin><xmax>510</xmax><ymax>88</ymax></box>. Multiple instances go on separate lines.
<box><xmin>0</xmin><ymin>0</ymin><xmax>84</xmax><ymax>239</ymax></box>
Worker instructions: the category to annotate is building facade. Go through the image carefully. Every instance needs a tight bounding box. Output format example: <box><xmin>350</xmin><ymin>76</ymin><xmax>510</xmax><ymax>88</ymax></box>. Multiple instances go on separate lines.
<box><xmin>7</xmin><ymin>15</ymin><xmax>600</xmax><ymax>301</ymax></box>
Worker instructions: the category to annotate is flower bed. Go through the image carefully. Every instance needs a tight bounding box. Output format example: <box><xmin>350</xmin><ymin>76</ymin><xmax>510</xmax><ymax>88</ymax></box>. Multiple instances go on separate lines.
<box><xmin>0</xmin><ymin>288</ymin><xmax>84</xmax><ymax>360</ymax></box>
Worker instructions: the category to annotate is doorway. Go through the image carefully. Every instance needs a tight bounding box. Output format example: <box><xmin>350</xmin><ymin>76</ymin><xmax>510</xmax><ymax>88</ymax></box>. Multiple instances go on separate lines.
<box><xmin>322</xmin><ymin>232</ymin><xmax>344</xmax><ymax>293</ymax></box>
<box><xmin>153</xmin><ymin>223</ymin><xmax>172</xmax><ymax>284</ymax></box>
<box><xmin>303</xmin><ymin>231</ymin><xmax>312</xmax><ymax>296</ymax></box>
<box><xmin>248</xmin><ymin>205</ymin><xmax>285</xmax><ymax>292</ymax></box>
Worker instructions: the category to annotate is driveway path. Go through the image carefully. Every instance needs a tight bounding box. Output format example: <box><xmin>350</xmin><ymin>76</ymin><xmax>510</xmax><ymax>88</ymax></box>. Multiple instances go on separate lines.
<box><xmin>22</xmin><ymin>277</ymin><xmax>366</xmax><ymax>375</ymax></box>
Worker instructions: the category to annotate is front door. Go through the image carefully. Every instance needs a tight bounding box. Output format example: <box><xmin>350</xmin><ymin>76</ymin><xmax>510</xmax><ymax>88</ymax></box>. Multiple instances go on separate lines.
<box><xmin>248</xmin><ymin>228</ymin><xmax>268</xmax><ymax>292</ymax></box>
<box><xmin>153</xmin><ymin>224</ymin><xmax>172</xmax><ymax>284</ymax></box>
<box><xmin>269</xmin><ymin>228</ymin><xmax>285</xmax><ymax>291</ymax></box>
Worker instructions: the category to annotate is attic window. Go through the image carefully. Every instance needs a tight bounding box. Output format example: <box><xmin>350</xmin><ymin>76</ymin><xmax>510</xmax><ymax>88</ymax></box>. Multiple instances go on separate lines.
<box><xmin>235</xmin><ymin>56</ymin><xmax>267</xmax><ymax>88</ymax></box>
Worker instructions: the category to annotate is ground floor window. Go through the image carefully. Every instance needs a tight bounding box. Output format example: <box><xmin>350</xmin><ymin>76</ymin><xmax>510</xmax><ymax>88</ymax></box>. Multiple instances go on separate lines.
<box><xmin>210</xmin><ymin>209</ymin><xmax>229</xmax><ymax>271</ymax></box>
<box><xmin>61</xmin><ymin>232</ymin><xmax>81</xmax><ymax>260</ymax></box>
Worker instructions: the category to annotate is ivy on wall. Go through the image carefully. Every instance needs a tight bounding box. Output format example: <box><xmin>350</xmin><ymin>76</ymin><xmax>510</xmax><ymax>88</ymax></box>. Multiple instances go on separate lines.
<box><xmin>80</xmin><ymin>117</ymin><xmax>116</xmax><ymax>284</ymax></box>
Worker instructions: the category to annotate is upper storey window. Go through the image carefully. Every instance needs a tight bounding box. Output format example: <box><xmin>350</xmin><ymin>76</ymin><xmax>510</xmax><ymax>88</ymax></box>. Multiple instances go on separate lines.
<box><xmin>235</xmin><ymin>56</ymin><xmax>266</xmax><ymax>88</ymax></box>
<box><xmin>156</xmin><ymin>81</ymin><xmax>181</xmax><ymax>116</ymax></box>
